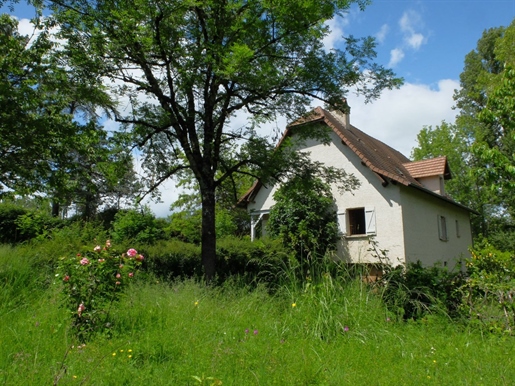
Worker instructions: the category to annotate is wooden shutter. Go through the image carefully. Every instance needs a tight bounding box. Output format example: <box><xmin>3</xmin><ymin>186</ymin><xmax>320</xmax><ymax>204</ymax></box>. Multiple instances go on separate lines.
<box><xmin>365</xmin><ymin>207</ymin><xmax>376</xmax><ymax>235</ymax></box>
<box><xmin>337</xmin><ymin>212</ymin><xmax>347</xmax><ymax>235</ymax></box>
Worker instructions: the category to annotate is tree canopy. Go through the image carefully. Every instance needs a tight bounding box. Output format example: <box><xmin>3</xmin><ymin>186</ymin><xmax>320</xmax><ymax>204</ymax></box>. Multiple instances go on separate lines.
<box><xmin>22</xmin><ymin>0</ymin><xmax>403</xmax><ymax>278</ymax></box>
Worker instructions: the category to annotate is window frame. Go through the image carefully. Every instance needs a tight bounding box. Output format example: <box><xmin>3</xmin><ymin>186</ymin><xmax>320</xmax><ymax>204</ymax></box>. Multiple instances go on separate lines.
<box><xmin>438</xmin><ymin>215</ymin><xmax>448</xmax><ymax>241</ymax></box>
<box><xmin>338</xmin><ymin>207</ymin><xmax>376</xmax><ymax>237</ymax></box>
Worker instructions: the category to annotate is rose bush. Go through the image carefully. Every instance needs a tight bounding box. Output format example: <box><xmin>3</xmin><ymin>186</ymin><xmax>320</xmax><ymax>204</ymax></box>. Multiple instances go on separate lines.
<box><xmin>56</xmin><ymin>240</ymin><xmax>143</xmax><ymax>341</ymax></box>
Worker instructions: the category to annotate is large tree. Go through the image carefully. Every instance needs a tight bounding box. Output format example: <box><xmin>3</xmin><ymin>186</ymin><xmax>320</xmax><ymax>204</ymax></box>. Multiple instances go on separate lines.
<box><xmin>45</xmin><ymin>0</ymin><xmax>401</xmax><ymax>279</ymax></box>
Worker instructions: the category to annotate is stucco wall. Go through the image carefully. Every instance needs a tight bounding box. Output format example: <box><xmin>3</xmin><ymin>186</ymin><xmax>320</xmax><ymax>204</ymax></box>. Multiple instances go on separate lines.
<box><xmin>400</xmin><ymin>186</ymin><xmax>473</xmax><ymax>269</ymax></box>
<box><xmin>247</xmin><ymin>131</ymin><xmax>406</xmax><ymax>265</ymax></box>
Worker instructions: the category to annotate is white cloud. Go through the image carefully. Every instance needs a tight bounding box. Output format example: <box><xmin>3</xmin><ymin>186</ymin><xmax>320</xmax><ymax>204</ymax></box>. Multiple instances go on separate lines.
<box><xmin>376</xmin><ymin>24</ymin><xmax>389</xmax><ymax>44</ymax></box>
<box><xmin>407</xmin><ymin>33</ymin><xmax>424</xmax><ymax>50</ymax></box>
<box><xmin>323</xmin><ymin>15</ymin><xmax>349</xmax><ymax>50</ymax></box>
<box><xmin>388</xmin><ymin>48</ymin><xmax>405</xmax><ymax>67</ymax></box>
<box><xmin>399</xmin><ymin>10</ymin><xmax>427</xmax><ymax>51</ymax></box>
<box><xmin>348</xmin><ymin>79</ymin><xmax>460</xmax><ymax>158</ymax></box>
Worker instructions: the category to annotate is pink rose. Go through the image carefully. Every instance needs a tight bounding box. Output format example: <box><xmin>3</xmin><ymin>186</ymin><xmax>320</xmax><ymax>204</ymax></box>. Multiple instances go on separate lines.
<box><xmin>128</xmin><ymin>272</ymin><xmax>134</xmax><ymax>278</ymax></box>
<box><xmin>80</xmin><ymin>258</ymin><xmax>90</xmax><ymax>265</ymax></box>
<box><xmin>115</xmin><ymin>281</ymin><xmax>121</xmax><ymax>285</ymax></box>
<box><xmin>137</xmin><ymin>254</ymin><xmax>144</xmax><ymax>262</ymax></box>
<box><xmin>127</xmin><ymin>248</ymin><xmax>138</xmax><ymax>257</ymax></box>
<box><xmin>63</xmin><ymin>275</ymin><xmax>70</xmax><ymax>282</ymax></box>
<box><xmin>93</xmin><ymin>245</ymin><xmax>102</xmax><ymax>252</ymax></box>
<box><xmin>78</xmin><ymin>303</ymin><xmax>85</xmax><ymax>316</ymax></box>
<box><xmin>116</xmin><ymin>273</ymin><xmax>121</xmax><ymax>279</ymax></box>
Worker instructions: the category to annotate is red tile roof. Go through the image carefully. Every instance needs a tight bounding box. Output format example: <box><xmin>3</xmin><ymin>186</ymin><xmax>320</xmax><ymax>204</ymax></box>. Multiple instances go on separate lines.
<box><xmin>403</xmin><ymin>157</ymin><xmax>451</xmax><ymax>180</ymax></box>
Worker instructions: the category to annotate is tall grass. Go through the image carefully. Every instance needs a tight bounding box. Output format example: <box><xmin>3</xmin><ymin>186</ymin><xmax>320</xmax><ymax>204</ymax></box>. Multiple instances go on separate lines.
<box><xmin>1</xmin><ymin>242</ymin><xmax>515</xmax><ymax>385</ymax></box>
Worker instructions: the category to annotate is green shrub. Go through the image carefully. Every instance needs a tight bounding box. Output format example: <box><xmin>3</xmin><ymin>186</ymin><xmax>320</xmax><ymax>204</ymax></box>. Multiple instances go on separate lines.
<box><xmin>141</xmin><ymin>237</ymin><xmax>290</xmax><ymax>286</ymax></box>
<box><xmin>460</xmin><ymin>243</ymin><xmax>515</xmax><ymax>333</ymax></box>
<box><xmin>15</xmin><ymin>211</ymin><xmax>64</xmax><ymax>240</ymax></box>
<box><xmin>267</xmin><ymin>174</ymin><xmax>338</xmax><ymax>258</ymax></box>
<box><xmin>0</xmin><ymin>202</ymin><xmax>28</xmax><ymax>243</ymax></box>
<box><xmin>381</xmin><ymin>262</ymin><xmax>465</xmax><ymax>321</ymax></box>
<box><xmin>111</xmin><ymin>207</ymin><xmax>166</xmax><ymax>244</ymax></box>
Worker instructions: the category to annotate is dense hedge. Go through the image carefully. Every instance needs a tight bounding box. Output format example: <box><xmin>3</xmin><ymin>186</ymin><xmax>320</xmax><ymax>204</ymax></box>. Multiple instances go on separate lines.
<box><xmin>141</xmin><ymin>237</ymin><xmax>290</xmax><ymax>285</ymax></box>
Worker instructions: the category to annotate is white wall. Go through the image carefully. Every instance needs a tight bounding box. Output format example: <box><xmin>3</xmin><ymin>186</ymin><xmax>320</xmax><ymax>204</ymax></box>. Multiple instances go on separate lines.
<box><xmin>400</xmin><ymin>186</ymin><xmax>473</xmax><ymax>269</ymax></box>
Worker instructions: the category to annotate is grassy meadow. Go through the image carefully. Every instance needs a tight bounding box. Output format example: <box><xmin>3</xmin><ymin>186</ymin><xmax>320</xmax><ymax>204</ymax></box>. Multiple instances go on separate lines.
<box><xmin>1</xmin><ymin>240</ymin><xmax>514</xmax><ymax>386</ymax></box>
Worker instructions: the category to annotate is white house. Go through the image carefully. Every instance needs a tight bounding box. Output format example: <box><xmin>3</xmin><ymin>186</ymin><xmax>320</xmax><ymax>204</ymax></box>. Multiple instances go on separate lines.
<box><xmin>240</xmin><ymin>106</ymin><xmax>474</xmax><ymax>270</ymax></box>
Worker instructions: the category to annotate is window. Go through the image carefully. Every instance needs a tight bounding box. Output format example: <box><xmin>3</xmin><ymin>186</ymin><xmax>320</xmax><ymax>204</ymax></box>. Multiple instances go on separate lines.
<box><xmin>338</xmin><ymin>207</ymin><xmax>376</xmax><ymax>236</ymax></box>
<box><xmin>438</xmin><ymin>215</ymin><xmax>448</xmax><ymax>241</ymax></box>
<box><xmin>455</xmin><ymin>219</ymin><xmax>460</xmax><ymax>238</ymax></box>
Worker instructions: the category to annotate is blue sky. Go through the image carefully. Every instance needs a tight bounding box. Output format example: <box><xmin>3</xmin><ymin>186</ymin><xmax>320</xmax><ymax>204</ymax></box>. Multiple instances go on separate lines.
<box><xmin>346</xmin><ymin>0</ymin><xmax>515</xmax><ymax>86</ymax></box>
<box><xmin>3</xmin><ymin>1</ymin><xmax>515</xmax><ymax>216</ymax></box>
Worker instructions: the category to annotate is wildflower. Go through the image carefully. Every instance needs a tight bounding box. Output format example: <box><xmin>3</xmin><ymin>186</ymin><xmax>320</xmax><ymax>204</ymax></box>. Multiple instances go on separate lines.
<box><xmin>253</xmin><ymin>329</ymin><xmax>258</xmax><ymax>335</ymax></box>
<box><xmin>116</xmin><ymin>273</ymin><xmax>121</xmax><ymax>279</ymax></box>
<box><xmin>386</xmin><ymin>317</ymin><xmax>391</xmax><ymax>322</ymax></box>
<box><xmin>129</xmin><ymin>272</ymin><xmax>134</xmax><ymax>278</ymax></box>
<box><xmin>77</xmin><ymin>303</ymin><xmax>86</xmax><ymax>317</ymax></box>
<box><xmin>73</xmin><ymin>375</ymin><xmax>77</xmax><ymax>379</ymax></box>
<box><xmin>245</xmin><ymin>329</ymin><xmax>249</xmax><ymax>334</ymax></box>
<box><xmin>120</xmin><ymin>349</ymin><xmax>124</xmax><ymax>352</ymax></box>
<box><xmin>128</xmin><ymin>355</ymin><xmax>132</xmax><ymax>358</ymax></box>
<box><xmin>127</xmin><ymin>248</ymin><xmax>138</xmax><ymax>257</ymax></box>
<box><xmin>128</xmin><ymin>349</ymin><xmax>132</xmax><ymax>352</ymax></box>
<box><xmin>343</xmin><ymin>326</ymin><xmax>349</xmax><ymax>332</ymax></box>
<box><xmin>115</xmin><ymin>281</ymin><xmax>121</xmax><ymax>285</ymax></box>
<box><xmin>77</xmin><ymin>253</ymin><xmax>81</xmax><ymax>257</ymax></box>
<box><xmin>80</xmin><ymin>257</ymin><xmax>90</xmax><ymax>266</ymax></box>
<box><xmin>292</xmin><ymin>303</ymin><xmax>297</xmax><ymax>308</ymax></box>
<box><xmin>112</xmin><ymin>352</ymin><xmax>116</xmax><ymax>356</ymax></box>
<box><xmin>98</xmin><ymin>258</ymin><xmax>105</xmax><ymax>263</ymax></box>
<box><xmin>194</xmin><ymin>300</ymin><xmax>199</xmax><ymax>306</ymax></box>
<box><xmin>137</xmin><ymin>254</ymin><xmax>144</xmax><ymax>262</ymax></box>
<box><xmin>119</xmin><ymin>264</ymin><xmax>124</xmax><ymax>268</ymax></box>
<box><xmin>63</xmin><ymin>275</ymin><xmax>70</xmax><ymax>282</ymax></box>
<box><xmin>94</xmin><ymin>245</ymin><xmax>102</xmax><ymax>252</ymax></box>
<box><xmin>106</xmin><ymin>240</ymin><xmax>112</xmax><ymax>248</ymax></box>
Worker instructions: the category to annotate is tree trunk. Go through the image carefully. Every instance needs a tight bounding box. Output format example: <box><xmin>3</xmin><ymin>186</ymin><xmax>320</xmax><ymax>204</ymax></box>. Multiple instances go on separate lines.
<box><xmin>201</xmin><ymin>184</ymin><xmax>217</xmax><ymax>282</ymax></box>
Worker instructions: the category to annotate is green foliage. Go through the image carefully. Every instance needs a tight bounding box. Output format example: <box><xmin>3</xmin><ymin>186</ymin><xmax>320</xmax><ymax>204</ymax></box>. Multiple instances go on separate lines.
<box><xmin>0</xmin><ymin>201</ymin><xmax>28</xmax><ymax>243</ymax></box>
<box><xmin>15</xmin><ymin>211</ymin><xmax>63</xmax><ymax>241</ymax></box>
<box><xmin>168</xmin><ymin>206</ymin><xmax>242</xmax><ymax>244</ymax></box>
<box><xmin>56</xmin><ymin>241</ymin><xmax>143</xmax><ymax>341</ymax></box>
<box><xmin>461</xmin><ymin>243</ymin><xmax>515</xmax><ymax>333</ymax></box>
<box><xmin>111</xmin><ymin>207</ymin><xmax>166</xmax><ymax>244</ymax></box>
<box><xmin>381</xmin><ymin>262</ymin><xmax>465</xmax><ymax>321</ymax></box>
<box><xmin>142</xmin><ymin>237</ymin><xmax>289</xmax><ymax>285</ymax></box>
<box><xmin>268</xmin><ymin>175</ymin><xmax>338</xmax><ymax>258</ymax></box>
